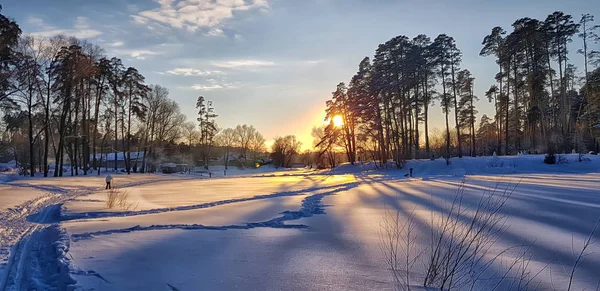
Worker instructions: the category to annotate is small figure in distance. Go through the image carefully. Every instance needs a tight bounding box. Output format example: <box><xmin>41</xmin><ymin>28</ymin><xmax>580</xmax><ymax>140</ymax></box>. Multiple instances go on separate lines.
<box><xmin>105</xmin><ymin>174</ymin><xmax>113</xmax><ymax>189</ymax></box>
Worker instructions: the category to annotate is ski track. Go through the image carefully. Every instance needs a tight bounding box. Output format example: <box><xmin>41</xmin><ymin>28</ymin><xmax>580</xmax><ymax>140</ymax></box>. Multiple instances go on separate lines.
<box><xmin>0</xmin><ymin>174</ymin><xmax>361</xmax><ymax>290</ymax></box>
<box><xmin>70</xmin><ymin>182</ymin><xmax>360</xmax><ymax>241</ymax></box>
<box><xmin>61</xmin><ymin>181</ymin><xmax>357</xmax><ymax>221</ymax></box>
<box><xmin>0</xmin><ymin>174</ymin><xmax>211</xmax><ymax>290</ymax></box>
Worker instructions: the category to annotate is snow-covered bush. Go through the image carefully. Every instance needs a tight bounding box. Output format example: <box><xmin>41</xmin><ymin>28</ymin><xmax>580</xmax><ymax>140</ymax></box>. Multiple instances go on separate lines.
<box><xmin>543</xmin><ymin>153</ymin><xmax>556</xmax><ymax>164</ymax></box>
<box><xmin>487</xmin><ymin>152</ymin><xmax>504</xmax><ymax>168</ymax></box>
<box><xmin>557</xmin><ymin>155</ymin><xmax>569</xmax><ymax>164</ymax></box>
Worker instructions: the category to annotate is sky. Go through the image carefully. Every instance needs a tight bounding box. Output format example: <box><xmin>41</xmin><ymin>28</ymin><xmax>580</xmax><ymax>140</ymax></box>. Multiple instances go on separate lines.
<box><xmin>3</xmin><ymin>0</ymin><xmax>599</xmax><ymax>150</ymax></box>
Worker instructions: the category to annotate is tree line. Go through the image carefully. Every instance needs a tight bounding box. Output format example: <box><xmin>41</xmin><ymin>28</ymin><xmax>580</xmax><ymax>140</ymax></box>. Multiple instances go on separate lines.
<box><xmin>0</xmin><ymin>7</ymin><xmax>268</xmax><ymax>176</ymax></box>
<box><xmin>316</xmin><ymin>11</ymin><xmax>600</xmax><ymax>167</ymax></box>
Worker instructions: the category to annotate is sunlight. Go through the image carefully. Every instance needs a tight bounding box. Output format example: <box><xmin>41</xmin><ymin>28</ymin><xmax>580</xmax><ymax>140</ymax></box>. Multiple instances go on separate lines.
<box><xmin>333</xmin><ymin>115</ymin><xmax>344</xmax><ymax>127</ymax></box>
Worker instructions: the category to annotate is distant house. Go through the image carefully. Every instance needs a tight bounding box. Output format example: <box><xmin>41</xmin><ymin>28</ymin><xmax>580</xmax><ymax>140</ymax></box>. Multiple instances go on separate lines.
<box><xmin>160</xmin><ymin>163</ymin><xmax>177</xmax><ymax>173</ymax></box>
<box><xmin>91</xmin><ymin>152</ymin><xmax>144</xmax><ymax>169</ymax></box>
<box><xmin>159</xmin><ymin>163</ymin><xmax>189</xmax><ymax>174</ymax></box>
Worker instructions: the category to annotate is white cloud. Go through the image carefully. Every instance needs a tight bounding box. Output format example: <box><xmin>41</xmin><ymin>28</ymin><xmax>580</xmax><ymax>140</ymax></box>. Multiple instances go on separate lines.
<box><xmin>190</xmin><ymin>84</ymin><xmax>226</xmax><ymax>90</ymax></box>
<box><xmin>132</xmin><ymin>0</ymin><xmax>269</xmax><ymax>32</ymax></box>
<box><xmin>28</xmin><ymin>16</ymin><xmax>102</xmax><ymax>39</ymax></box>
<box><xmin>212</xmin><ymin>59</ymin><xmax>275</xmax><ymax>69</ymax></box>
<box><xmin>188</xmin><ymin>77</ymin><xmax>239</xmax><ymax>90</ymax></box>
<box><xmin>233</xmin><ymin>34</ymin><xmax>244</xmax><ymax>41</ymax></box>
<box><xmin>165</xmin><ymin>68</ymin><xmax>223</xmax><ymax>76</ymax></box>
<box><xmin>206</xmin><ymin>28</ymin><xmax>225</xmax><ymax>37</ymax></box>
<box><xmin>109</xmin><ymin>41</ymin><xmax>124</xmax><ymax>47</ymax></box>
<box><xmin>27</xmin><ymin>16</ymin><xmax>45</xmax><ymax>26</ymax></box>
<box><xmin>113</xmin><ymin>49</ymin><xmax>158</xmax><ymax>60</ymax></box>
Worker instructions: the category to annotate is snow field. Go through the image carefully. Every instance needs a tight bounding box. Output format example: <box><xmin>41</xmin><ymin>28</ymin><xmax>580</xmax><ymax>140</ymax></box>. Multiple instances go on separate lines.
<box><xmin>1</xmin><ymin>154</ymin><xmax>600</xmax><ymax>290</ymax></box>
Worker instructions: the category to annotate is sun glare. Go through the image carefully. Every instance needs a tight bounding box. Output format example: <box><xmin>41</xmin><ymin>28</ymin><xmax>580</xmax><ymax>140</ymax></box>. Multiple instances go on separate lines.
<box><xmin>333</xmin><ymin>115</ymin><xmax>344</xmax><ymax>127</ymax></box>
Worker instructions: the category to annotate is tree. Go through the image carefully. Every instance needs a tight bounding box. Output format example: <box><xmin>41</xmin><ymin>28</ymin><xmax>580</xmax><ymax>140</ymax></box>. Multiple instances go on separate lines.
<box><xmin>480</xmin><ymin>26</ymin><xmax>507</xmax><ymax>154</ymax></box>
<box><xmin>312</xmin><ymin>124</ymin><xmax>340</xmax><ymax>168</ymax></box>
<box><xmin>247</xmin><ymin>128</ymin><xmax>266</xmax><ymax>161</ymax></box>
<box><xmin>271</xmin><ymin>135</ymin><xmax>301</xmax><ymax>168</ymax></box>
<box><xmin>196</xmin><ymin>96</ymin><xmax>218</xmax><ymax>169</ymax></box>
<box><xmin>233</xmin><ymin>124</ymin><xmax>263</xmax><ymax>164</ymax></box>
<box><xmin>432</xmin><ymin>35</ymin><xmax>454</xmax><ymax>163</ymax></box>
<box><xmin>476</xmin><ymin>114</ymin><xmax>497</xmax><ymax>156</ymax></box>
<box><xmin>0</xmin><ymin>5</ymin><xmax>21</xmax><ymax>107</ymax></box>
<box><xmin>457</xmin><ymin>69</ymin><xmax>478</xmax><ymax>156</ymax></box>
<box><xmin>545</xmin><ymin>12</ymin><xmax>580</xmax><ymax>137</ymax></box>
<box><xmin>13</xmin><ymin>36</ymin><xmax>43</xmax><ymax>176</ymax></box>
<box><xmin>435</xmin><ymin>34</ymin><xmax>464</xmax><ymax>158</ymax></box>
<box><xmin>181</xmin><ymin>121</ymin><xmax>199</xmax><ymax>147</ymax></box>
<box><xmin>142</xmin><ymin>85</ymin><xmax>185</xmax><ymax>172</ymax></box>
<box><xmin>216</xmin><ymin>128</ymin><xmax>236</xmax><ymax>170</ymax></box>
<box><xmin>325</xmin><ymin>82</ymin><xmax>357</xmax><ymax>164</ymax></box>
<box><xmin>107</xmin><ymin>57</ymin><xmax>124</xmax><ymax>171</ymax></box>
<box><xmin>122</xmin><ymin>67</ymin><xmax>148</xmax><ymax>174</ymax></box>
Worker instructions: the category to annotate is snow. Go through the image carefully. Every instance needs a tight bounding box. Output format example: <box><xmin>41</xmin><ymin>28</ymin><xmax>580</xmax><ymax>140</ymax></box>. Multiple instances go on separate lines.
<box><xmin>1</xmin><ymin>154</ymin><xmax>600</xmax><ymax>290</ymax></box>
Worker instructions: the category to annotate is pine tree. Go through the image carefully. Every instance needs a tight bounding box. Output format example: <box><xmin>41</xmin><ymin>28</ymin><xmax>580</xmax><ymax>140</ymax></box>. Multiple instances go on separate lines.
<box><xmin>196</xmin><ymin>96</ymin><xmax>218</xmax><ymax>169</ymax></box>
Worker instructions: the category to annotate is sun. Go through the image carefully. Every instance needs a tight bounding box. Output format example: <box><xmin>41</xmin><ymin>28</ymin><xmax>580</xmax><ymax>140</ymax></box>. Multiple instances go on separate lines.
<box><xmin>333</xmin><ymin>115</ymin><xmax>344</xmax><ymax>127</ymax></box>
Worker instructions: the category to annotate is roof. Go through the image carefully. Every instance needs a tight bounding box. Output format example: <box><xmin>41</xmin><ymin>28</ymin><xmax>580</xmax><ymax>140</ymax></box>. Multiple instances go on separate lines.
<box><xmin>91</xmin><ymin>152</ymin><xmax>144</xmax><ymax>161</ymax></box>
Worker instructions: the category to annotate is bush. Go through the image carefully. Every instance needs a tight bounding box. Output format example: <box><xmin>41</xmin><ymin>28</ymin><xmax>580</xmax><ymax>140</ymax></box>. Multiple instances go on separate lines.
<box><xmin>487</xmin><ymin>155</ymin><xmax>504</xmax><ymax>168</ymax></box>
<box><xmin>557</xmin><ymin>155</ymin><xmax>569</xmax><ymax>164</ymax></box>
<box><xmin>380</xmin><ymin>182</ymin><xmax>600</xmax><ymax>291</ymax></box>
<box><xmin>543</xmin><ymin>153</ymin><xmax>556</xmax><ymax>164</ymax></box>
<box><xmin>105</xmin><ymin>189</ymin><xmax>138</xmax><ymax>211</ymax></box>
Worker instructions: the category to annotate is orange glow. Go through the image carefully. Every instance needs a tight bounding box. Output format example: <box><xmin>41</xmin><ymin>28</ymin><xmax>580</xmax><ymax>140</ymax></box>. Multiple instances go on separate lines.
<box><xmin>333</xmin><ymin>115</ymin><xmax>344</xmax><ymax>127</ymax></box>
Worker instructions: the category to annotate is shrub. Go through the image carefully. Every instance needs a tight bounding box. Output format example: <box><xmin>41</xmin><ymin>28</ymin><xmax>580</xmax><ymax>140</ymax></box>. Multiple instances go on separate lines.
<box><xmin>105</xmin><ymin>189</ymin><xmax>138</xmax><ymax>211</ymax></box>
<box><xmin>543</xmin><ymin>153</ymin><xmax>556</xmax><ymax>164</ymax></box>
<box><xmin>380</xmin><ymin>182</ymin><xmax>600</xmax><ymax>291</ymax></box>
<box><xmin>557</xmin><ymin>154</ymin><xmax>569</xmax><ymax>164</ymax></box>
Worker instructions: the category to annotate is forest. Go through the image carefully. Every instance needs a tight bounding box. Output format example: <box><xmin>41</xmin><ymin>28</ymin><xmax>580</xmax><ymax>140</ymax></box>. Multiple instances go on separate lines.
<box><xmin>315</xmin><ymin>11</ymin><xmax>600</xmax><ymax>168</ymax></box>
<box><xmin>0</xmin><ymin>6</ymin><xmax>269</xmax><ymax>176</ymax></box>
<box><xmin>2</xmin><ymin>8</ymin><xmax>600</xmax><ymax>174</ymax></box>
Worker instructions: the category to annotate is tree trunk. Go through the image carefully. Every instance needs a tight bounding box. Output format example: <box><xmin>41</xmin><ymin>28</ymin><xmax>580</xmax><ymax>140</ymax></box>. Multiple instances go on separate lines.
<box><xmin>505</xmin><ymin>61</ymin><xmax>510</xmax><ymax>155</ymax></box>
<box><xmin>114</xmin><ymin>94</ymin><xmax>118</xmax><ymax>172</ymax></box>
<box><xmin>424</xmin><ymin>78</ymin><xmax>430</xmax><ymax>158</ymax></box>
<box><xmin>451</xmin><ymin>58</ymin><xmax>462</xmax><ymax>158</ymax></box>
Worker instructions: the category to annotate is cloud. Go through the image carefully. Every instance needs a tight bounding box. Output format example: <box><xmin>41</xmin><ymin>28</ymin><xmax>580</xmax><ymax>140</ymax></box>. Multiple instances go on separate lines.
<box><xmin>188</xmin><ymin>77</ymin><xmax>239</xmax><ymax>90</ymax></box>
<box><xmin>113</xmin><ymin>49</ymin><xmax>158</xmax><ymax>60</ymax></box>
<box><xmin>190</xmin><ymin>84</ymin><xmax>227</xmax><ymax>90</ymax></box>
<box><xmin>132</xmin><ymin>0</ymin><xmax>269</xmax><ymax>32</ymax></box>
<box><xmin>26</xmin><ymin>16</ymin><xmax>45</xmax><ymax>26</ymax></box>
<box><xmin>109</xmin><ymin>41</ymin><xmax>124</xmax><ymax>47</ymax></box>
<box><xmin>212</xmin><ymin>59</ymin><xmax>275</xmax><ymax>69</ymax></box>
<box><xmin>164</xmin><ymin>68</ymin><xmax>223</xmax><ymax>76</ymax></box>
<box><xmin>29</xmin><ymin>16</ymin><xmax>102</xmax><ymax>39</ymax></box>
<box><xmin>206</xmin><ymin>28</ymin><xmax>225</xmax><ymax>37</ymax></box>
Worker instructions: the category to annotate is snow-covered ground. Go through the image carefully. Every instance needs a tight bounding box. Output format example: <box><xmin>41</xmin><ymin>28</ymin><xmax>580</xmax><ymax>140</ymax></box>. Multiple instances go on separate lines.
<box><xmin>1</xmin><ymin>154</ymin><xmax>600</xmax><ymax>290</ymax></box>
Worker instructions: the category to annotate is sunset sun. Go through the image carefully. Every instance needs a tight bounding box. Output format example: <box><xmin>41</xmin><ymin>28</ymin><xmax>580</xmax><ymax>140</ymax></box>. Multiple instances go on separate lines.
<box><xmin>333</xmin><ymin>115</ymin><xmax>344</xmax><ymax>127</ymax></box>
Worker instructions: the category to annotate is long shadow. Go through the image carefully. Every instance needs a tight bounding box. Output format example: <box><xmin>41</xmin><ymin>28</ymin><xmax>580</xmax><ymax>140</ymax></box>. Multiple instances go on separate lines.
<box><xmin>369</xmin><ymin>177</ymin><xmax>600</xmax><ymax>289</ymax></box>
<box><xmin>67</xmin><ymin>180</ymin><xmax>387</xmax><ymax>290</ymax></box>
<box><xmin>70</xmin><ymin>182</ymin><xmax>360</xmax><ymax>241</ymax></box>
<box><xmin>62</xmin><ymin>181</ymin><xmax>357</xmax><ymax>222</ymax></box>
<box><xmin>5</xmin><ymin>183</ymin><xmax>73</xmax><ymax>195</ymax></box>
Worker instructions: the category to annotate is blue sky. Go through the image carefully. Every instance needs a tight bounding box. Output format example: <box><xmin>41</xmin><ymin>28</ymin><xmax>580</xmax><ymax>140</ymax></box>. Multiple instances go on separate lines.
<box><xmin>3</xmin><ymin>0</ymin><xmax>598</xmax><ymax>148</ymax></box>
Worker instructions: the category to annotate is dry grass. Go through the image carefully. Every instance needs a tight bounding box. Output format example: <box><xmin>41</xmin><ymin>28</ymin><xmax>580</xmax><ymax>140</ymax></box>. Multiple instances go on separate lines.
<box><xmin>380</xmin><ymin>179</ymin><xmax>600</xmax><ymax>291</ymax></box>
<box><xmin>105</xmin><ymin>188</ymin><xmax>139</xmax><ymax>211</ymax></box>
